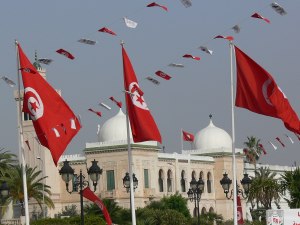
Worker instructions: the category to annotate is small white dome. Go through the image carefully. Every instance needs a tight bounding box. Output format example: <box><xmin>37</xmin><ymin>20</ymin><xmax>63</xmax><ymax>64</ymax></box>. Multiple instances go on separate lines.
<box><xmin>99</xmin><ymin>109</ymin><xmax>132</xmax><ymax>142</ymax></box>
<box><xmin>193</xmin><ymin>118</ymin><xmax>232</xmax><ymax>153</ymax></box>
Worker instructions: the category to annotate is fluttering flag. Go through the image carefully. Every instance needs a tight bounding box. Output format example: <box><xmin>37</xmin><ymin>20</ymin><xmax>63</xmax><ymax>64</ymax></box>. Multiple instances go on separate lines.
<box><xmin>268</xmin><ymin>141</ymin><xmax>278</xmax><ymax>150</ymax></box>
<box><xmin>146</xmin><ymin>77</ymin><xmax>160</xmax><ymax>85</ymax></box>
<box><xmin>183</xmin><ymin>54</ymin><xmax>200</xmax><ymax>61</ymax></box>
<box><xmin>199</xmin><ymin>46</ymin><xmax>213</xmax><ymax>55</ymax></box>
<box><xmin>271</xmin><ymin>2</ymin><xmax>287</xmax><ymax>16</ymax></box>
<box><xmin>78</xmin><ymin>38</ymin><xmax>97</xmax><ymax>45</ymax></box>
<box><xmin>285</xmin><ymin>134</ymin><xmax>294</xmax><ymax>144</ymax></box>
<box><xmin>109</xmin><ymin>96</ymin><xmax>122</xmax><ymax>108</ymax></box>
<box><xmin>214</xmin><ymin>35</ymin><xmax>234</xmax><ymax>41</ymax></box>
<box><xmin>98</xmin><ymin>27</ymin><xmax>117</xmax><ymax>36</ymax></box>
<box><xmin>251</xmin><ymin>12</ymin><xmax>271</xmax><ymax>24</ymax></box>
<box><xmin>234</xmin><ymin>46</ymin><xmax>300</xmax><ymax>135</ymax></box>
<box><xmin>182</xmin><ymin>130</ymin><xmax>194</xmax><ymax>142</ymax></box>
<box><xmin>1</xmin><ymin>76</ymin><xmax>16</xmax><ymax>87</ymax></box>
<box><xmin>37</xmin><ymin>58</ymin><xmax>53</xmax><ymax>65</ymax></box>
<box><xmin>82</xmin><ymin>187</ymin><xmax>112</xmax><ymax>225</ymax></box>
<box><xmin>99</xmin><ymin>102</ymin><xmax>111</xmax><ymax>110</ymax></box>
<box><xmin>122</xmin><ymin>45</ymin><xmax>162</xmax><ymax>143</ymax></box>
<box><xmin>123</xmin><ymin>17</ymin><xmax>138</xmax><ymax>28</ymax></box>
<box><xmin>180</xmin><ymin>0</ymin><xmax>192</xmax><ymax>8</ymax></box>
<box><xmin>237</xmin><ymin>196</ymin><xmax>244</xmax><ymax>224</ymax></box>
<box><xmin>56</xmin><ymin>49</ymin><xmax>75</xmax><ymax>60</ymax></box>
<box><xmin>25</xmin><ymin>140</ymin><xmax>31</xmax><ymax>151</ymax></box>
<box><xmin>275</xmin><ymin>137</ymin><xmax>285</xmax><ymax>148</ymax></box>
<box><xmin>258</xmin><ymin>144</ymin><xmax>267</xmax><ymax>155</ymax></box>
<box><xmin>18</xmin><ymin>43</ymin><xmax>81</xmax><ymax>165</ymax></box>
<box><xmin>168</xmin><ymin>63</ymin><xmax>184</xmax><ymax>68</ymax></box>
<box><xmin>97</xmin><ymin>124</ymin><xmax>100</xmax><ymax>136</ymax></box>
<box><xmin>147</xmin><ymin>2</ymin><xmax>168</xmax><ymax>12</ymax></box>
<box><xmin>88</xmin><ymin>108</ymin><xmax>102</xmax><ymax>117</ymax></box>
<box><xmin>232</xmin><ymin>25</ymin><xmax>241</xmax><ymax>33</ymax></box>
<box><xmin>155</xmin><ymin>70</ymin><xmax>172</xmax><ymax>80</ymax></box>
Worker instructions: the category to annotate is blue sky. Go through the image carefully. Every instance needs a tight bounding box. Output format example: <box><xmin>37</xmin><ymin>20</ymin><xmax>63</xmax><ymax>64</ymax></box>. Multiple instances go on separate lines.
<box><xmin>1</xmin><ymin>0</ymin><xmax>299</xmax><ymax>166</ymax></box>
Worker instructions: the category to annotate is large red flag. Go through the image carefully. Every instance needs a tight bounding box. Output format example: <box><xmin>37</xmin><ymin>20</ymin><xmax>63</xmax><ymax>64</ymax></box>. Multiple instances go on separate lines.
<box><xmin>122</xmin><ymin>46</ymin><xmax>162</xmax><ymax>143</ymax></box>
<box><xmin>182</xmin><ymin>130</ymin><xmax>194</xmax><ymax>142</ymax></box>
<box><xmin>18</xmin><ymin>43</ymin><xmax>81</xmax><ymax>165</ymax></box>
<box><xmin>82</xmin><ymin>187</ymin><xmax>112</xmax><ymax>225</ymax></box>
<box><xmin>237</xmin><ymin>196</ymin><xmax>244</xmax><ymax>224</ymax></box>
<box><xmin>235</xmin><ymin>46</ymin><xmax>300</xmax><ymax>134</ymax></box>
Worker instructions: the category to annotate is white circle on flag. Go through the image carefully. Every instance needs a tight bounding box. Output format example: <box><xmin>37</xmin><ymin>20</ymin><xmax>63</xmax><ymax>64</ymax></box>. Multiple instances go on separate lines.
<box><xmin>24</xmin><ymin>87</ymin><xmax>44</xmax><ymax>120</ymax></box>
<box><xmin>262</xmin><ymin>79</ymin><xmax>273</xmax><ymax>106</ymax></box>
<box><xmin>128</xmin><ymin>82</ymin><xmax>149</xmax><ymax>110</ymax></box>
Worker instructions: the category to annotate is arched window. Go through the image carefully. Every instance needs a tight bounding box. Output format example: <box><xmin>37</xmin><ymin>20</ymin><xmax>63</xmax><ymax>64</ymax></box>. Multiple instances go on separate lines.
<box><xmin>167</xmin><ymin>169</ymin><xmax>172</xmax><ymax>192</ymax></box>
<box><xmin>158</xmin><ymin>169</ymin><xmax>164</xmax><ymax>192</ymax></box>
<box><xmin>207</xmin><ymin>172</ymin><xmax>212</xmax><ymax>193</ymax></box>
<box><xmin>192</xmin><ymin>170</ymin><xmax>196</xmax><ymax>179</ymax></box>
<box><xmin>193</xmin><ymin>207</ymin><xmax>198</xmax><ymax>217</ymax></box>
<box><xmin>201</xmin><ymin>207</ymin><xmax>207</xmax><ymax>215</ymax></box>
<box><xmin>181</xmin><ymin>170</ymin><xmax>186</xmax><ymax>192</ymax></box>
<box><xmin>209</xmin><ymin>207</ymin><xmax>214</xmax><ymax>213</ymax></box>
<box><xmin>200</xmin><ymin>171</ymin><xmax>204</xmax><ymax>192</ymax></box>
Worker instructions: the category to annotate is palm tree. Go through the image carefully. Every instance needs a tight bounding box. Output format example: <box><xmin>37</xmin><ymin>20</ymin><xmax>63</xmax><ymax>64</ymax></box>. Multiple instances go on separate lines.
<box><xmin>1</xmin><ymin>164</ymin><xmax>54</xmax><ymax>216</ymax></box>
<box><xmin>281</xmin><ymin>167</ymin><xmax>300</xmax><ymax>208</ymax></box>
<box><xmin>243</xmin><ymin>136</ymin><xmax>263</xmax><ymax>171</ymax></box>
<box><xmin>248</xmin><ymin>167</ymin><xmax>282</xmax><ymax>210</ymax></box>
<box><xmin>0</xmin><ymin>148</ymin><xmax>17</xmax><ymax>175</ymax></box>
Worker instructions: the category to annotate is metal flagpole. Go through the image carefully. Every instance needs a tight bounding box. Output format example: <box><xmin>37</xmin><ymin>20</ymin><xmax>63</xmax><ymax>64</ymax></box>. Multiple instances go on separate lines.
<box><xmin>181</xmin><ymin>128</ymin><xmax>183</xmax><ymax>152</ymax></box>
<box><xmin>15</xmin><ymin>40</ymin><xmax>30</xmax><ymax>225</ymax></box>
<box><xmin>124</xmin><ymin>93</ymin><xmax>137</xmax><ymax>225</ymax></box>
<box><xmin>229</xmin><ymin>41</ymin><xmax>238</xmax><ymax>225</ymax></box>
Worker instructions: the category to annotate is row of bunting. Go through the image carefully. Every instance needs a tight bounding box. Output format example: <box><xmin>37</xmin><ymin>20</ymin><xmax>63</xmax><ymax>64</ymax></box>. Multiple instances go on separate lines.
<box><xmin>182</xmin><ymin>129</ymin><xmax>300</xmax><ymax>157</ymax></box>
<box><xmin>1</xmin><ymin>2</ymin><xmax>287</xmax><ymax>89</ymax></box>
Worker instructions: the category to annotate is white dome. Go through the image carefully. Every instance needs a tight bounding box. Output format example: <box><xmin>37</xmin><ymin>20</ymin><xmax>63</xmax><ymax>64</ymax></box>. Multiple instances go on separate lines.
<box><xmin>99</xmin><ymin>109</ymin><xmax>132</xmax><ymax>142</ymax></box>
<box><xmin>193</xmin><ymin>118</ymin><xmax>232</xmax><ymax>153</ymax></box>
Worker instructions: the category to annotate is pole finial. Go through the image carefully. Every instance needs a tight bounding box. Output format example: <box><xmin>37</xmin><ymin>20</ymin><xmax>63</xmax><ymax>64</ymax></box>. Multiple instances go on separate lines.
<box><xmin>209</xmin><ymin>114</ymin><xmax>212</xmax><ymax>120</ymax></box>
<box><xmin>120</xmin><ymin>40</ymin><xmax>125</xmax><ymax>46</ymax></box>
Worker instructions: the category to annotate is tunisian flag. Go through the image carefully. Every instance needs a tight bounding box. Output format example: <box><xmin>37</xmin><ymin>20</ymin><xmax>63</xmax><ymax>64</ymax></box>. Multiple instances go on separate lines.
<box><xmin>182</xmin><ymin>130</ymin><xmax>194</xmax><ymax>142</ymax></box>
<box><xmin>237</xmin><ymin>196</ymin><xmax>244</xmax><ymax>224</ymax></box>
<box><xmin>122</xmin><ymin>46</ymin><xmax>162</xmax><ymax>143</ymax></box>
<box><xmin>18</xmin><ymin>43</ymin><xmax>81</xmax><ymax>165</ymax></box>
<box><xmin>82</xmin><ymin>187</ymin><xmax>112</xmax><ymax>225</ymax></box>
<box><xmin>235</xmin><ymin>46</ymin><xmax>300</xmax><ymax>135</ymax></box>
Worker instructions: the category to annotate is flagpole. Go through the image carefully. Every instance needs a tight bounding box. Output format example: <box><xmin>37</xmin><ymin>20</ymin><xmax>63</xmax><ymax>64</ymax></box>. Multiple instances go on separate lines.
<box><xmin>15</xmin><ymin>40</ymin><xmax>30</xmax><ymax>225</ymax></box>
<box><xmin>181</xmin><ymin>128</ymin><xmax>183</xmax><ymax>152</ymax></box>
<box><xmin>229</xmin><ymin>41</ymin><xmax>238</xmax><ymax>225</ymax></box>
<box><xmin>122</xmin><ymin>41</ymin><xmax>137</xmax><ymax>225</ymax></box>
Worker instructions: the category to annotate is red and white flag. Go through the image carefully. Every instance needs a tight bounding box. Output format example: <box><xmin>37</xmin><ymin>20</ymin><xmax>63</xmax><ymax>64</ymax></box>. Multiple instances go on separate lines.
<box><xmin>56</xmin><ymin>48</ymin><xmax>75</xmax><ymax>60</ymax></box>
<box><xmin>251</xmin><ymin>12</ymin><xmax>271</xmax><ymax>24</ymax></box>
<box><xmin>98</xmin><ymin>27</ymin><xmax>116</xmax><ymax>36</ymax></box>
<box><xmin>199</xmin><ymin>46</ymin><xmax>213</xmax><ymax>55</ymax></box>
<box><xmin>182</xmin><ymin>130</ymin><xmax>194</xmax><ymax>142</ymax></box>
<box><xmin>109</xmin><ymin>96</ymin><xmax>122</xmax><ymax>108</ymax></box>
<box><xmin>214</xmin><ymin>35</ymin><xmax>234</xmax><ymax>41</ymax></box>
<box><xmin>258</xmin><ymin>144</ymin><xmax>267</xmax><ymax>155</ymax></box>
<box><xmin>155</xmin><ymin>70</ymin><xmax>172</xmax><ymax>80</ymax></box>
<box><xmin>268</xmin><ymin>141</ymin><xmax>277</xmax><ymax>150</ymax></box>
<box><xmin>183</xmin><ymin>54</ymin><xmax>200</xmax><ymax>61</ymax></box>
<box><xmin>275</xmin><ymin>137</ymin><xmax>285</xmax><ymax>148</ymax></box>
<box><xmin>237</xmin><ymin>196</ymin><xmax>244</xmax><ymax>224</ymax></box>
<box><xmin>18</xmin><ymin>43</ymin><xmax>81</xmax><ymax>165</ymax></box>
<box><xmin>82</xmin><ymin>187</ymin><xmax>112</xmax><ymax>225</ymax></box>
<box><xmin>122</xmin><ymin>45</ymin><xmax>162</xmax><ymax>143</ymax></box>
<box><xmin>234</xmin><ymin>46</ymin><xmax>300</xmax><ymax>135</ymax></box>
<box><xmin>25</xmin><ymin>140</ymin><xmax>31</xmax><ymax>151</ymax></box>
<box><xmin>294</xmin><ymin>132</ymin><xmax>300</xmax><ymax>141</ymax></box>
<box><xmin>88</xmin><ymin>108</ymin><xmax>102</xmax><ymax>117</ymax></box>
<box><xmin>285</xmin><ymin>134</ymin><xmax>294</xmax><ymax>144</ymax></box>
<box><xmin>147</xmin><ymin>2</ymin><xmax>168</xmax><ymax>12</ymax></box>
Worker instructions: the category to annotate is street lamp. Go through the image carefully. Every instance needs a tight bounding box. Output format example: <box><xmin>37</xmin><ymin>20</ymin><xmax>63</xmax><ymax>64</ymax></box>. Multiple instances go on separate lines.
<box><xmin>37</xmin><ymin>156</ymin><xmax>46</xmax><ymax>218</ymax></box>
<box><xmin>0</xmin><ymin>182</ymin><xmax>9</xmax><ymax>198</ymax></box>
<box><xmin>59</xmin><ymin>159</ymin><xmax>102</xmax><ymax>225</ymax></box>
<box><xmin>187</xmin><ymin>176</ymin><xmax>204</xmax><ymax>225</ymax></box>
<box><xmin>219</xmin><ymin>173</ymin><xmax>252</xmax><ymax>199</ymax></box>
<box><xmin>123</xmin><ymin>172</ymin><xmax>138</xmax><ymax>193</ymax></box>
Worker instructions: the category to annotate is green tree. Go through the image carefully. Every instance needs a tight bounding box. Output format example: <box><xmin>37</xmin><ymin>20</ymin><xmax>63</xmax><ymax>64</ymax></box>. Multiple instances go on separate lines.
<box><xmin>243</xmin><ymin>136</ymin><xmax>263</xmax><ymax>170</ymax></box>
<box><xmin>281</xmin><ymin>167</ymin><xmax>300</xmax><ymax>208</ymax></box>
<box><xmin>1</xmin><ymin>164</ymin><xmax>54</xmax><ymax>216</ymax></box>
<box><xmin>0</xmin><ymin>148</ymin><xmax>17</xmax><ymax>175</ymax></box>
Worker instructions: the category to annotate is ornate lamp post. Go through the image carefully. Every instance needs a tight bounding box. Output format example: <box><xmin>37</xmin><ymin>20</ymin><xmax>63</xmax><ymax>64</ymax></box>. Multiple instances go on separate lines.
<box><xmin>0</xmin><ymin>181</ymin><xmax>9</xmax><ymax>198</ymax></box>
<box><xmin>187</xmin><ymin>177</ymin><xmax>204</xmax><ymax>225</ymax></box>
<box><xmin>123</xmin><ymin>172</ymin><xmax>138</xmax><ymax>193</ymax></box>
<box><xmin>59</xmin><ymin>159</ymin><xmax>102</xmax><ymax>225</ymax></box>
<box><xmin>219</xmin><ymin>173</ymin><xmax>252</xmax><ymax>199</ymax></box>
